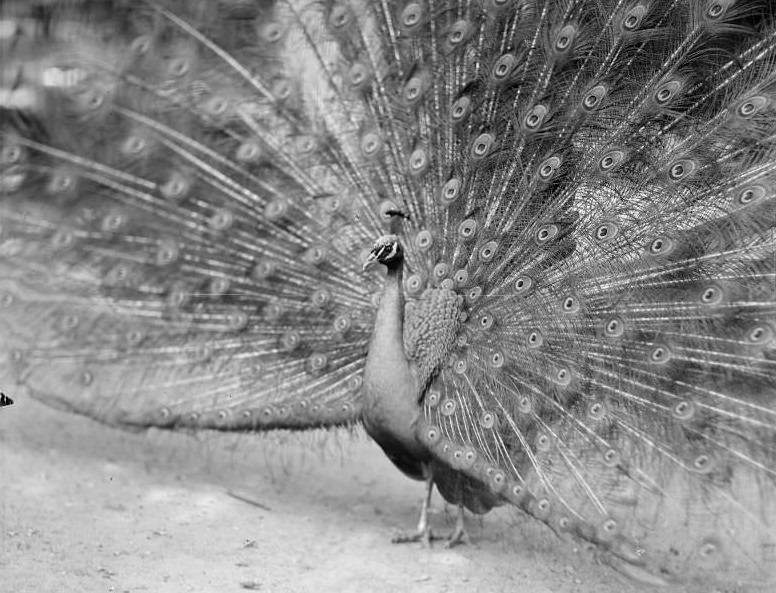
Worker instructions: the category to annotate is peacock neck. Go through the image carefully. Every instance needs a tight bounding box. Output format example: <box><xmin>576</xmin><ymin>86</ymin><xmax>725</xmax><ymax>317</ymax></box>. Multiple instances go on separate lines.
<box><xmin>362</xmin><ymin>260</ymin><xmax>429</xmax><ymax>480</ymax></box>
<box><xmin>372</xmin><ymin>263</ymin><xmax>405</xmax><ymax>354</ymax></box>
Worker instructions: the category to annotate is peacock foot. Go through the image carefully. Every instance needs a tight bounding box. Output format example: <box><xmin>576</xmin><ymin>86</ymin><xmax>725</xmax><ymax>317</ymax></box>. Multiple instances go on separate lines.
<box><xmin>391</xmin><ymin>526</ymin><xmax>436</xmax><ymax>547</ymax></box>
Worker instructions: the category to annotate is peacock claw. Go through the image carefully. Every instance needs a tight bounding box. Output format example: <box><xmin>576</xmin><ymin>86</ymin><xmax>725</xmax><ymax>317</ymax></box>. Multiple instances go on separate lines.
<box><xmin>443</xmin><ymin>527</ymin><xmax>469</xmax><ymax>548</ymax></box>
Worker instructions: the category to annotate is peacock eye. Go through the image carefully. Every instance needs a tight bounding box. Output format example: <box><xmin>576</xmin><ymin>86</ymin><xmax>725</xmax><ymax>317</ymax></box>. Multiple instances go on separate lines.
<box><xmin>401</xmin><ymin>3</ymin><xmax>422</xmax><ymax>28</ymax></box>
<box><xmin>554</xmin><ymin>25</ymin><xmax>576</xmax><ymax>51</ymax></box>
<box><xmin>707</xmin><ymin>2</ymin><xmax>725</xmax><ymax>18</ymax></box>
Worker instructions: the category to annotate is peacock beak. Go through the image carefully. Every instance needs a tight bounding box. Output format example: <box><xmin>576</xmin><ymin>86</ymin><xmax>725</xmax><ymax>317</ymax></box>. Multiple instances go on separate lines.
<box><xmin>362</xmin><ymin>250</ymin><xmax>379</xmax><ymax>271</ymax></box>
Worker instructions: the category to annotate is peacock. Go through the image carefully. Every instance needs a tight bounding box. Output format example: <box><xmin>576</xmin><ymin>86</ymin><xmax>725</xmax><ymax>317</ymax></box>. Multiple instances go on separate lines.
<box><xmin>1</xmin><ymin>0</ymin><xmax>775</xmax><ymax>589</ymax></box>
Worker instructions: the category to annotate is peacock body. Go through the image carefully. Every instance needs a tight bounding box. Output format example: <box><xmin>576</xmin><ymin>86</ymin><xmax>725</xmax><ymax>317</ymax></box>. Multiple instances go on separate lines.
<box><xmin>1</xmin><ymin>0</ymin><xmax>775</xmax><ymax>589</ymax></box>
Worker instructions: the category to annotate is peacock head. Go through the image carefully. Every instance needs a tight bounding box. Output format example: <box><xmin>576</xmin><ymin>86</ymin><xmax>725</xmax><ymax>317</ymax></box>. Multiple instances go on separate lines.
<box><xmin>363</xmin><ymin>235</ymin><xmax>403</xmax><ymax>271</ymax></box>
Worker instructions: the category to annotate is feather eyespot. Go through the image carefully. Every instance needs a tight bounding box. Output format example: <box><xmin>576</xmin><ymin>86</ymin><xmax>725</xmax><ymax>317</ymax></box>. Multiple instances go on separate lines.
<box><xmin>209</xmin><ymin>209</ymin><xmax>234</xmax><ymax>231</ymax></box>
<box><xmin>706</xmin><ymin>1</ymin><xmax>730</xmax><ymax>20</ymax></box>
<box><xmin>648</xmin><ymin>236</ymin><xmax>675</xmax><ymax>256</ymax></box>
<box><xmin>492</xmin><ymin>54</ymin><xmax>517</xmax><ymax>80</ymax></box>
<box><xmin>333</xmin><ymin>314</ymin><xmax>351</xmax><ymax>333</ymax></box>
<box><xmin>225</xmin><ymin>311</ymin><xmax>249</xmax><ymax>332</ymax></box>
<box><xmin>514</xmin><ymin>275</ymin><xmax>534</xmax><ymax>295</ymax></box>
<box><xmin>604</xmin><ymin>317</ymin><xmax>625</xmax><ymax>337</ymax></box>
<box><xmin>440</xmin><ymin>177</ymin><xmax>462</xmax><ymax>204</ymax></box>
<box><xmin>156</xmin><ymin>239</ymin><xmax>180</xmax><ymax>265</ymax></box>
<box><xmin>649</xmin><ymin>344</ymin><xmax>672</xmax><ymax>364</ymax></box>
<box><xmin>348</xmin><ymin>62</ymin><xmax>371</xmax><ymax>91</ymax></box>
<box><xmin>204</xmin><ymin>95</ymin><xmax>230</xmax><ymax>115</ymax></box>
<box><xmin>167</xmin><ymin>56</ymin><xmax>191</xmax><ymax>77</ymax></box>
<box><xmin>672</xmin><ymin>400</ymin><xmax>695</xmax><ymax>421</ymax></box>
<box><xmin>692</xmin><ymin>454</ymin><xmax>714</xmax><ymax>474</ymax></box>
<box><xmin>47</xmin><ymin>171</ymin><xmax>75</xmax><ymax>194</ymax></box>
<box><xmin>311</xmin><ymin>288</ymin><xmax>331</xmax><ymax>308</ymax></box>
<box><xmin>747</xmin><ymin>324</ymin><xmax>773</xmax><ymax>345</ymax></box>
<box><xmin>236</xmin><ymin>140</ymin><xmax>262</xmax><ymax>162</ymax></box>
<box><xmin>400</xmin><ymin>2</ymin><xmax>424</xmax><ymax>31</ymax></box>
<box><xmin>600</xmin><ymin>518</ymin><xmax>618</xmax><ymax>537</ymax></box>
<box><xmin>447</xmin><ymin>20</ymin><xmax>471</xmax><ymax>48</ymax></box>
<box><xmin>260</xmin><ymin>21</ymin><xmax>285</xmax><ymax>43</ymax></box>
<box><xmin>487</xmin><ymin>469</ymin><xmax>506</xmax><ymax>493</ymax></box>
<box><xmin>304</xmin><ymin>245</ymin><xmax>327</xmax><ymax>265</ymax></box>
<box><xmin>554</xmin><ymin>24</ymin><xmax>577</xmax><ymax>52</ymax></box>
<box><xmin>458</xmin><ymin>219</ymin><xmax>478</xmax><ymax>240</ymax></box>
<box><xmin>451</xmin><ymin>96</ymin><xmax>472</xmax><ymax>122</ymax></box>
<box><xmin>598</xmin><ymin>149</ymin><xmax>625</xmax><ymax>172</ymax></box>
<box><xmin>131</xmin><ymin>35</ymin><xmax>152</xmax><ymax>55</ymax></box>
<box><xmin>414</xmin><ymin>230</ymin><xmax>434</xmax><ymax>251</ymax></box>
<box><xmin>654</xmin><ymin>79</ymin><xmax>682</xmax><ymax>105</ymax></box>
<box><xmin>553</xmin><ymin>367</ymin><xmax>572</xmax><ymax>386</ymax></box>
<box><xmin>479</xmin><ymin>240</ymin><xmax>498</xmax><ymax>262</ymax></box>
<box><xmin>307</xmin><ymin>353</ymin><xmax>328</xmax><ymax>373</ymax></box>
<box><xmin>478</xmin><ymin>312</ymin><xmax>494</xmax><ymax>329</ymax></box>
<box><xmin>426</xmin><ymin>390</ymin><xmax>441</xmax><ymax>407</ymax></box>
<box><xmin>405</xmin><ymin>273</ymin><xmax>425</xmax><ymax>295</ymax></box>
<box><xmin>281</xmin><ymin>330</ymin><xmax>301</xmax><ymax>351</ymax></box>
<box><xmin>524</xmin><ymin>104</ymin><xmax>548</xmax><ymax>130</ymax></box>
<box><xmin>602</xmin><ymin>448</ymin><xmax>620</xmax><ymax>467</ymax></box>
<box><xmin>329</xmin><ymin>5</ymin><xmax>352</xmax><ymax>29</ymax></box>
<box><xmin>423</xmin><ymin>425</ymin><xmax>442</xmax><ymax>444</ymax></box>
<box><xmin>737</xmin><ymin>184</ymin><xmax>766</xmax><ymax>205</ymax></box>
<box><xmin>537</xmin><ymin>155</ymin><xmax>562</xmax><ymax>180</ymax></box>
<box><xmin>360</xmin><ymin>132</ymin><xmax>383</xmax><ymax>157</ymax></box>
<box><xmin>527</xmin><ymin>330</ymin><xmax>543</xmax><ymax>348</ymax></box>
<box><xmin>620</xmin><ymin>5</ymin><xmax>647</xmax><ymax>31</ymax></box>
<box><xmin>209</xmin><ymin>277</ymin><xmax>230</xmax><ymax>297</ymax></box>
<box><xmin>668</xmin><ymin>159</ymin><xmax>697</xmax><ymax>180</ymax></box>
<box><xmin>161</xmin><ymin>171</ymin><xmax>191</xmax><ymax>200</ymax></box>
<box><xmin>700</xmin><ymin>284</ymin><xmax>723</xmax><ymax>306</ymax></box>
<box><xmin>408</xmin><ymin>147</ymin><xmax>429</xmax><ymax>175</ymax></box>
<box><xmin>582</xmin><ymin>84</ymin><xmax>608</xmax><ymax>111</ymax></box>
<box><xmin>594</xmin><ymin>221</ymin><xmax>620</xmax><ymax>242</ymax></box>
<box><xmin>480</xmin><ymin>411</ymin><xmax>497</xmax><ymax>428</ymax></box>
<box><xmin>0</xmin><ymin>144</ymin><xmax>23</xmax><ymax>165</ymax></box>
<box><xmin>252</xmin><ymin>259</ymin><xmax>276</xmax><ymax>280</ymax></box>
<box><xmin>587</xmin><ymin>401</ymin><xmax>606</xmax><ymax>420</ymax></box>
<box><xmin>433</xmin><ymin>263</ymin><xmax>449</xmax><ymax>281</ymax></box>
<box><xmin>441</xmin><ymin>398</ymin><xmax>458</xmax><ymax>415</ymax></box>
<box><xmin>403</xmin><ymin>77</ymin><xmax>424</xmax><ymax>103</ymax></box>
<box><xmin>535</xmin><ymin>223</ymin><xmax>559</xmax><ymax>244</ymax></box>
<box><xmin>471</xmin><ymin>133</ymin><xmax>495</xmax><ymax>159</ymax></box>
<box><xmin>122</xmin><ymin>135</ymin><xmax>148</xmax><ymax>156</ymax></box>
<box><xmin>561</xmin><ymin>295</ymin><xmax>580</xmax><ymax>314</ymax></box>
<box><xmin>736</xmin><ymin>95</ymin><xmax>768</xmax><ymax>118</ymax></box>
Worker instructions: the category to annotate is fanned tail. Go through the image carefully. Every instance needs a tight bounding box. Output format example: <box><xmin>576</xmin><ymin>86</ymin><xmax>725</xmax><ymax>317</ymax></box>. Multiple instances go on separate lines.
<box><xmin>1</xmin><ymin>0</ymin><xmax>387</xmax><ymax>430</ymax></box>
<box><xmin>2</xmin><ymin>1</ymin><xmax>776</xmax><ymax>589</ymax></box>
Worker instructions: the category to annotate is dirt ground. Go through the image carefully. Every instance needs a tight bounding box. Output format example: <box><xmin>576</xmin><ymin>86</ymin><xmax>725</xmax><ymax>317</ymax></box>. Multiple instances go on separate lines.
<box><xmin>2</xmin><ymin>391</ymin><xmax>665</xmax><ymax>593</ymax></box>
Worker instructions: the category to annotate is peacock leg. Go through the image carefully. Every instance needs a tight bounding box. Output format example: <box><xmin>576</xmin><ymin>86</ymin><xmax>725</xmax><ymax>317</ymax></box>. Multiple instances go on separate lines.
<box><xmin>391</xmin><ymin>472</ymin><xmax>436</xmax><ymax>546</ymax></box>
<box><xmin>444</xmin><ymin>505</ymin><xmax>469</xmax><ymax>548</ymax></box>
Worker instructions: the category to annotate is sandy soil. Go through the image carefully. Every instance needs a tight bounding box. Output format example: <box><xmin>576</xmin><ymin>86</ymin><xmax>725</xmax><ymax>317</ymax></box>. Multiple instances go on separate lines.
<box><xmin>2</xmin><ymin>391</ymin><xmax>662</xmax><ymax>593</ymax></box>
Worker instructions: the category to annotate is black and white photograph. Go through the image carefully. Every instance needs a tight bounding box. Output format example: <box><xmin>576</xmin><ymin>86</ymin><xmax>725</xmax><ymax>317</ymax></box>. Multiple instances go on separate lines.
<box><xmin>1</xmin><ymin>1</ymin><xmax>775</xmax><ymax>591</ymax></box>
